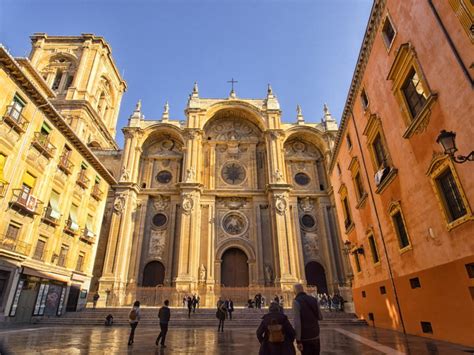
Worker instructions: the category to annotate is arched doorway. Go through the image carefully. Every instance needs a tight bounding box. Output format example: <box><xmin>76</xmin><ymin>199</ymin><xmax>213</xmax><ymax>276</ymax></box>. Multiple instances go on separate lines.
<box><xmin>305</xmin><ymin>261</ymin><xmax>328</xmax><ymax>294</ymax></box>
<box><xmin>221</xmin><ymin>248</ymin><xmax>249</xmax><ymax>287</ymax></box>
<box><xmin>142</xmin><ymin>261</ymin><xmax>165</xmax><ymax>287</ymax></box>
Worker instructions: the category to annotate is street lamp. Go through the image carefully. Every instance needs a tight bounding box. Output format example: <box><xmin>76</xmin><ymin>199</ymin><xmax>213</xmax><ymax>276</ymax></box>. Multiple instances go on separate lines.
<box><xmin>436</xmin><ymin>130</ymin><xmax>474</xmax><ymax>163</ymax></box>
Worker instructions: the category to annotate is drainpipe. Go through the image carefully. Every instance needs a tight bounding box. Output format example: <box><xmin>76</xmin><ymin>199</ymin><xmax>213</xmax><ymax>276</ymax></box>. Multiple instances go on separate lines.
<box><xmin>350</xmin><ymin>110</ymin><xmax>406</xmax><ymax>334</ymax></box>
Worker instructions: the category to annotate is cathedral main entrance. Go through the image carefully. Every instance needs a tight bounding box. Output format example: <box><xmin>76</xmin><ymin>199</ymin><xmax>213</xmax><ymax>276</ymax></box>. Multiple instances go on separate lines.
<box><xmin>221</xmin><ymin>248</ymin><xmax>249</xmax><ymax>287</ymax></box>
<box><xmin>142</xmin><ymin>261</ymin><xmax>165</xmax><ymax>287</ymax></box>
<box><xmin>305</xmin><ymin>261</ymin><xmax>328</xmax><ymax>294</ymax></box>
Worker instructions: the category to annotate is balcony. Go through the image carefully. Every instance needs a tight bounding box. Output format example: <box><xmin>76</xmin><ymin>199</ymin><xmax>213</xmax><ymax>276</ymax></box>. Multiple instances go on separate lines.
<box><xmin>0</xmin><ymin>236</ymin><xmax>32</xmax><ymax>256</ymax></box>
<box><xmin>0</xmin><ymin>180</ymin><xmax>9</xmax><ymax>198</ymax></box>
<box><xmin>58</xmin><ymin>154</ymin><xmax>74</xmax><ymax>175</ymax></box>
<box><xmin>42</xmin><ymin>205</ymin><xmax>61</xmax><ymax>227</ymax></box>
<box><xmin>1</xmin><ymin>105</ymin><xmax>29</xmax><ymax>133</ymax></box>
<box><xmin>80</xmin><ymin>228</ymin><xmax>95</xmax><ymax>244</ymax></box>
<box><xmin>64</xmin><ymin>218</ymin><xmax>79</xmax><ymax>236</ymax></box>
<box><xmin>31</xmin><ymin>132</ymin><xmax>56</xmax><ymax>159</ymax></box>
<box><xmin>10</xmin><ymin>189</ymin><xmax>43</xmax><ymax>215</ymax></box>
<box><xmin>91</xmin><ymin>184</ymin><xmax>103</xmax><ymax>201</ymax></box>
<box><xmin>76</xmin><ymin>170</ymin><xmax>90</xmax><ymax>189</ymax></box>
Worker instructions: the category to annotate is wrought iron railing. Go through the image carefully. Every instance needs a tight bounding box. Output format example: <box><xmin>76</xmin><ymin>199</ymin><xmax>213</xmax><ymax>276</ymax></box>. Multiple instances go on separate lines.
<box><xmin>42</xmin><ymin>205</ymin><xmax>60</xmax><ymax>226</ymax></box>
<box><xmin>76</xmin><ymin>170</ymin><xmax>90</xmax><ymax>189</ymax></box>
<box><xmin>0</xmin><ymin>235</ymin><xmax>32</xmax><ymax>256</ymax></box>
<box><xmin>10</xmin><ymin>189</ymin><xmax>42</xmax><ymax>215</ymax></box>
<box><xmin>64</xmin><ymin>218</ymin><xmax>79</xmax><ymax>235</ymax></box>
<box><xmin>1</xmin><ymin>105</ymin><xmax>29</xmax><ymax>133</ymax></box>
<box><xmin>31</xmin><ymin>132</ymin><xmax>56</xmax><ymax>159</ymax></box>
<box><xmin>91</xmin><ymin>184</ymin><xmax>103</xmax><ymax>201</ymax></box>
<box><xmin>58</xmin><ymin>153</ymin><xmax>73</xmax><ymax>175</ymax></box>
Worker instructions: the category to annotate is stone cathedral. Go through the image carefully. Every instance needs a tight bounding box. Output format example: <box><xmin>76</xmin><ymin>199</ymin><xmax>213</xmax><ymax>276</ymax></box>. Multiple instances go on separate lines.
<box><xmin>93</xmin><ymin>84</ymin><xmax>350</xmax><ymax>306</ymax></box>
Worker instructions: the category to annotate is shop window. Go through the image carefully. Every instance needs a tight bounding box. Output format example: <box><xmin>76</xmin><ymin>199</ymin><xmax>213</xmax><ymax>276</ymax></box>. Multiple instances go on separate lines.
<box><xmin>368</xmin><ymin>234</ymin><xmax>380</xmax><ymax>264</ymax></box>
<box><xmin>381</xmin><ymin>14</ymin><xmax>396</xmax><ymax>50</ymax></box>
<box><xmin>410</xmin><ymin>277</ymin><xmax>421</xmax><ymax>289</ymax></box>
<box><xmin>387</xmin><ymin>43</ymin><xmax>437</xmax><ymax>138</ymax></box>
<box><xmin>421</xmin><ymin>321</ymin><xmax>433</xmax><ymax>334</ymax></box>
<box><xmin>389</xmin><ymin>202</ymin><xmax>411</xmax><ymax>250</ymax></box>
<box><xmin>380</xmin><ymin>286</ymin><xmax>386</xmax><ymax>295</ymax></box>
<box><xmin>427</xmin><ymin>155</ymin><xmax>472</xmax><ymax>230</ymax></box>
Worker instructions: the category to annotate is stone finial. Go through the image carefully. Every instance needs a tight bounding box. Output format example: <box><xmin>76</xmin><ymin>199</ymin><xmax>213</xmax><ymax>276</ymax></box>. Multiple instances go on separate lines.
<box><xmin>192</xmin><ymin>81</ymin><xmax>199</xmax><ymax>98</ymax></box>
<box><xmin>162</xmin><ymin>101</ymin><xmax>169</xmax><ymax>121</ymax></box>
<box><xmin>322</xmin><ymin>103</ymin><xmax>338</xmax><ymax>131</ymax></box>
<box><xmin>323</xmin><ymin>103</ymin><xmax>330</xmax><ymax>117</ymax></box>
<box><xmin>296</xmin><ymin>104</ymin><xmax>304</xmax><ymax>124</ymax></box>
<box><xmin>136</xmin><ymin>99</ymin><xmax>142</xmax><ymax>112</ymax></box>
<box><xmin>267</xmin><ymin>84</ymin><xmax>274</xmax><ymax>96</ymax></box>
<box><xmin>130</xmin><ymin>99</ymin><xmax>143</xmax><ymax>119</ymax></box>
<box><xmin>229</xmin><ymin>88</ymin><xmax>236</xmax><ymax>99</ymax></box>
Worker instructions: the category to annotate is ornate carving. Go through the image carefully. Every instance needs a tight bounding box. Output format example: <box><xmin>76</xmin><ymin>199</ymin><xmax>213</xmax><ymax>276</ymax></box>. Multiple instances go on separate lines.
<box><xmin>264</xmin><ymin>264</ymin><xmax>274</xmax><ymax>285</ymax></box>
<box><xmin>299</xmin><ymin>197</ymin><xmax>314</xmax><ymax>212</ymax></box>
<box><xmin>303</xmin><ymin>232</ymin><xmax>319</xmax><ymax>259</ymax></box>
<box><xmin>113</xmin><ymin>194</ymin><xmax>126</xmax><ymax>214</ymax></box>
<box><xmin>206</xmin><ymin>116</ymin><xmax>260</xmax><ymax>141</ymax></box>
<box><xmin>199</xmin><ymin>264</ymin><xmax>207</xmax><ymax>283</ymax></box>
<box><xmin>217</xmin><ymin>197</ymin><xmax>247</xmax><ymax>210</ymax></box>
<box><xmin>120</xmin><ymin>167</ymin><xmax>130</xmax><ymax>182</ymax></box>
<box><xmin>181</xmin><ymin>193</ymin><xmax>194</xmax><ymax>214</ymax></box>
<box><xmin>222</xmin><ymin>211</ymin><xmax>248</xmax><ymax>236</ymax></box>
<box><xmin>153</xmin><ymin>195</ymin><xmax>170</xmax><ymax>211</ymax></box>
<box><xmin>149</xmin><ymin>229</ymin><xmax>166</xmax><ymax>258</ymax></box>
<box><xmin>273</xmin><ymin>169</ymin><xmax>284</xmax><ymax>182</ymax></box>
<box><xmin>185</xmin><ymin>167</ymin><xmax>195</xmax><ymax>182</ymax></box>
<box><xmin>274</xmin><ymin>194</ymin><xmax>287</xmax><ymax>215</ymax></box>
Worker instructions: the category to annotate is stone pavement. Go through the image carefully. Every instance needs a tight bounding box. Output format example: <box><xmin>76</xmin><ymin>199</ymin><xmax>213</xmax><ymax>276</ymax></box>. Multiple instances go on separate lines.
<box><xmin>0</xmin><ymin>325</ymin><xmax>472</xmax><ymax>354</ymax></box>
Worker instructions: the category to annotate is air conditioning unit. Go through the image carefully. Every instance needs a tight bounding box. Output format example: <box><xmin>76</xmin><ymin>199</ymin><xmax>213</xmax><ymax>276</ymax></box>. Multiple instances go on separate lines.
<box><xmin>375</xmin><ymin>167</ymin><xmax>390</xmax><ymax>187</ymax></box>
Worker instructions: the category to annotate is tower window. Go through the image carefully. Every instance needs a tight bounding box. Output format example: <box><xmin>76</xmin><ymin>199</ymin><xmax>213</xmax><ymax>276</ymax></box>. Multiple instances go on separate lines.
<box><xmin>52</xmin><ymin>70</ymin><xmax>63</xmax><ymax>91</ymax></box>
<box><xmin>64</xmin><ymin>75</ymin><xmax>74</xmax><ymax>90</ymax></box>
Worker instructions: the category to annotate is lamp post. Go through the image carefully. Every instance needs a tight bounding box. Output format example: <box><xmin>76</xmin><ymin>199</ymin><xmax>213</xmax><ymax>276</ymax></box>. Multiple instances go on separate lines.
<box><xmin>436</xmin><ymin>130</ymin><xmax>474</xmax><ymax>163</ymax></box>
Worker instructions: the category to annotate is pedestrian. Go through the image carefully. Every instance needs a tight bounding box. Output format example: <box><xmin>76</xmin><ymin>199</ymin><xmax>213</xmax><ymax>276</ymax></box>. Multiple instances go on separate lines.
<box><xmin>156</xmin><ymin>299</ymin><xmax>171</xmax><ymax>348</ymax></box>
<box><xmin>183</xmin><ymin>296</ymin><xmax>187</xmax><ymax>308</ymax></box>
<box><xmin>197</xmin><ymin>295</ymin><xmax>200</xmax><ymax>309</ymax></box>
<box><xmin>104</xmin><ymin>314</ymin><xmax>113</xmax><ymax>326</ymax></box>
<box><xmin>256</xmin><ymin>301</ymin><xmax>296</xmax><ymax>355</ymax></box>
<box><xmin>227</xmin><ymin>298</ymin><xmax>234</xmax><ymax>320</ymax></box>
<box><xmin>93</xmin><ymin>292</ymin><xmax>100</xmax><ymax>309</ymax></box>
<box><xmin>192</xmin><ymin>294</ymin><xmax>197</xmax><ymax>313</ymax></box>
<box><xmin>279</xmin><ymin>295</ymin><xmax>284</xmax><ymax>309</ymax></box>
<box><xmin>327</xmin><ymin>294</ymin><xmax>332</xmax><ymax>312</ymax></box>
<box><xmin>216</xmin><ymin>297</ymin><xmax>227</xmax><ymax>332</ymax></box>
<box><xmin>292</xmin><ymin>284</ymin><xmax>322</xmax><ymax>355</ymax></box>
<box><xmin>128</xmin><ymin>300</ymin><xmax>141</xmax><ymax>346</ymax></box>
<box><xmin>187</xmin><ymin>296</ymin><xmax>193</xmax><ymax>318</ymax></box>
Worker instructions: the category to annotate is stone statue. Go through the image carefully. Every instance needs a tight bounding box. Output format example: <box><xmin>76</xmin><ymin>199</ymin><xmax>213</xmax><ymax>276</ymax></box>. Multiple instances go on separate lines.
<box><xmin>120</xmin><ymin>167</ymin><xmax>130</xmax><ymax>182</ymax></box>
<box><xmin>264</xmin><ymin>264</ymin><xmax>274</xmax><ymax>285</ymax></box>
<box><xmin>199</xmin><ymin>264</ymin><xmax>207</xmax><ymax>282</ymax></box>
<box><xmin>185</xmin><ymin>167</ymin><xmax>195</xmax><ymax>182</ymax></box>
<box><xmin>273</xmin><ymin>169</ymin><xmax>284</xmax><ymax>182</ymax></box>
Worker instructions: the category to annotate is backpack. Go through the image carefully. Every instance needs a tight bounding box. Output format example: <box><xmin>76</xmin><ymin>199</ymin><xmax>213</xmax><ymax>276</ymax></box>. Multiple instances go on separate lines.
<box><xmin>267</xmin><ymin>318</ymin><xmax>285</xmax><ymax>343</ymax></box>
<box><xmin>129</xmin><ymin>308</ymin><xmax>137</xmax><ymax>321</ymax></box>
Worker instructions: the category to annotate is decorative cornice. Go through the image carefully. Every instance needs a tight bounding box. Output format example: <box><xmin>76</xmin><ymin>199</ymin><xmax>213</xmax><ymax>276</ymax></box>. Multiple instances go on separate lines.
<box><xmin>329</xmin><ymin>0</ymin><xmax>387</xmax><ymax>172</ymax></box>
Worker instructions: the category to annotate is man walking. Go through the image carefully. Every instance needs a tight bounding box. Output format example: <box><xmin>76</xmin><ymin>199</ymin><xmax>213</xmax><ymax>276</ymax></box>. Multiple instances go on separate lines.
<box><xmin>293</xmin><ymin>283</ymin><xmax>323</xmax><ymax>355</ymax></box>
<box><xmin>187</xmin><ymin>296</ymin><xmax>193</xmax><ymax>318</ymax></box>
<box><xmin>92</xmin><ymin>292</ymin><xmax>100</xmax><ymax>309</ymax></box>
<box><xmin>156</xmin><ymin>300</ymin><xmax>171</xmax><ymax>348</ymax></box>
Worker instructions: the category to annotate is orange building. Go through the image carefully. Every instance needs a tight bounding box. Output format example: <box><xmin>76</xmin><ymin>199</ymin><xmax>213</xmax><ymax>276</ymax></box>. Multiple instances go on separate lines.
<box><xmin>329</xmin><ymin>0</ymin><xmax>473</xmax><ymax>347</ymax></box>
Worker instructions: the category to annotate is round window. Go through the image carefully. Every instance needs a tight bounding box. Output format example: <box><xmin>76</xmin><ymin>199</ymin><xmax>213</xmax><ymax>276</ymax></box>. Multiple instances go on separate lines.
<box><xmin>156</xmin><ymin>171</ymin><xmax>172</xmax><ymax>184</ymax></box>
<box><xmin>301</xmin><ymin>214</ymin><xmax>316</xmax><ymax>229</ymax></box>
<box><xmin>294</xmin><ymin>172</ymin><xmax>310</xmax><ymax>186</ymax></box>
<box><xmin>221</xmin><ymin>162</ymin><xmax>246</xmax><ymax>185</ymax></box>
<box><xmin>222</xmin><ymin>212</ymin><xmax>247</xmax><ymax>236</ymax></box>
<box><xmin>152</xmin><ymin>213</ymin><xmax>167</xmax><ymax>227</ymax></box>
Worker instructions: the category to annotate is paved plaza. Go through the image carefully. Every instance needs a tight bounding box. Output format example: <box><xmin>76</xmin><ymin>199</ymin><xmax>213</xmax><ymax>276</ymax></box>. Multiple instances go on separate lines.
<box><xmin>0</xmin><ymin>325</ymin><xmax>472</xmax><ymax>354</ymax></box>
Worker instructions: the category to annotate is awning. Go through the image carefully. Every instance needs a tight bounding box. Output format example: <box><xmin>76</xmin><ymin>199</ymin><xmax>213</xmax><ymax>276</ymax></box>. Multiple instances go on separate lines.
<box><xmin>49</xmin><ymin>191</ymin><xmax>61</xmax><ymax>219</ymax></box>
<box><xmin>86</xmin><ymin>215</ymin><xmax>95</xmax><ymax>237</ymax></box>
<box><xmin>22</xmin><ymin>266</ymin><xmax>70</xmax><ymax>283</ymax></box>
<box><xmin>69</xmin><ymin>205</ymin><xmax>79</xmax><ymax>231</ymax></box>
<box><xmin>22</xmin><ymin>171</ymin><xmax>36</xmax><ymax>188</ymax></box>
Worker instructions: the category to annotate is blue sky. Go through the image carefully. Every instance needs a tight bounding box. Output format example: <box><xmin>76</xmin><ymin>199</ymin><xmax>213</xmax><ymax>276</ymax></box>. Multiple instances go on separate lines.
<box><xmin>0</xmin><ymin>0</ymin><xmax>372</xmax><ymax>148</ymax></box>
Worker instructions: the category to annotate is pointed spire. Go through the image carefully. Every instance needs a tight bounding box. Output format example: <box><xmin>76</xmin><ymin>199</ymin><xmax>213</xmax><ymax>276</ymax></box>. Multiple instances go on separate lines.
<box><xmin>162</xmin><ymin>101</ymin><xmax>169</xmax><ymax>121</ymax></box>
<box><xmin>296</xmin><ymin>104</ymin><xmax>304</xmax><ymax>124</ymax></box>
<box><xmin>192</xmin><ymin>81</ymin><xmax>199</xmax><ymax>98</ymax></box>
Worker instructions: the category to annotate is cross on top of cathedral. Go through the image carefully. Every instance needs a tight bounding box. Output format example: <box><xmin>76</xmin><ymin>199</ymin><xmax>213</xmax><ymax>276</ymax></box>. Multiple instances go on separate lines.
<box><xmin>227</xmin><ymin>78</ymin><xmax>238</xmax><ymax>98</ymax></box>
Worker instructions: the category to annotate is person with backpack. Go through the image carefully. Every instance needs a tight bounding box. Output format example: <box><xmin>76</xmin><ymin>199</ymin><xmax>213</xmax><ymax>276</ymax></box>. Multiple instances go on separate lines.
<box><xmin>256</xmin><ymin>301</ymin><xmax>296</xmax><ymax>355</ymax></box>
<box><xmin>292</xmin><ymin>284</ymin><xmax>323</xmax><ymax>355</ymax></box>
<box><xmin>156</xmin><ymin>299</ymin><xmax>171</xmax><ymax>348</ymax></box>
<box><xmin>216</xmin><ymin>297</ymin><xmax>227</xmax><ymax>332</ymax></box>
<box><xmin>128</xmin><ymin>301</ymin><xmax>141</xmax><ymax>346</ymax></box>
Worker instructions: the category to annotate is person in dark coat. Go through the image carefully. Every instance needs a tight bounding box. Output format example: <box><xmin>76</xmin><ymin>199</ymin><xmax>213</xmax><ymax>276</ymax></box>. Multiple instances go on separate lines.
<box><xmin>187</xmin><ymin>296</ymin><xmax>193</xmax><ymax>318</ymax></box>
<box><xmin>256</xmin><ymin>302</ymin><xmax>296</xmax><ymax>355</ymax></box>
<box><xmin>156</xmin><ymin>299</ymin><xmax>171</xmax><ymax>348</ymax></box>
<box><xmin>227</xmin><ymin>298</ymin><xmax>234</xmax><ymax>320</ymax></box>
<box><xmin>292</xmin><ymin>284</ymin><xmax>323</xmax><ymax>355</ymax></box>
<box><xmin>216</xmin><ymin>297</ymin><xmax>227</xmax><ymax>332</ymax></box>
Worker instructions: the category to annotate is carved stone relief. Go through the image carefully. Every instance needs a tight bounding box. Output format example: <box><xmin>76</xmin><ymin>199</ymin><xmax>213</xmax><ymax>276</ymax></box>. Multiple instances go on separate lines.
<box><xmin>149</xmin><ymin>229</ymin><xmax>166</xmax><ymax>258</ymax></box>
<box><xmin>302</xmin><ymin>232</ymin><xmax>319</xmax><ymax>260</ymax></box>
<box><xmin>274</xmin><ymin>194</ymin><xmax>288</xmax><ymax>215</ymax></box>
<box><xmin>221</xmin><ymin>211</ymin><xmax>248</xmax><ymax>236</ymax></box>
<box><xmin>153</xmin><ymin>195</ymin><xmax>170</xmax><ymax>211</ymax></box>
<box><xmin>181</xmin><ymin>193</ymin><xmax>194</xmax><ymax>214</ymax></box>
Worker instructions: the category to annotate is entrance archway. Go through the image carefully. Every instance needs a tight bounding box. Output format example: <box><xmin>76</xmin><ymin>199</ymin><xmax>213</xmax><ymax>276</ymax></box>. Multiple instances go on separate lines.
<box><xmin>305</xmin><ymin>261</ymin><xmax>328</xmax><ymax>294</ymax></box>
<box><xmin>221</xmin><ymin>248</ymin><xmax>249</xmax><ymax>287</ymax></box>
<box><xmin>142</xmin><ymin>261</ymin><xmax>165</xmax><ymax>287</ymax></box>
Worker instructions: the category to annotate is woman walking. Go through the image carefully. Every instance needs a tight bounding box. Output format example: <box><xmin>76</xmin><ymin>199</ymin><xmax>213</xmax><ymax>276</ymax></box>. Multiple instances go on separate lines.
<box><xmin>256</xmin><ymin>302</ymin><xmax>296</xmax><ymax>355</ymax></box>
<box><xmin>216</xmin><ymin>297</ymin><xmax>227</xmax><ymax>332</ymax></box>
<box><xmin>128</xmin><ymin>301</ymin><xmax>141</xmax><ymax>346</ymax></box>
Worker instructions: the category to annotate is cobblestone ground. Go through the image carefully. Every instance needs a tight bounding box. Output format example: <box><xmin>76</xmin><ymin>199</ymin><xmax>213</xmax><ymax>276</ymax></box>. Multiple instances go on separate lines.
<box><xmin>0</xmin><ymin>325</ymin><xmax>472</xmax><ymax>354</ymax></box>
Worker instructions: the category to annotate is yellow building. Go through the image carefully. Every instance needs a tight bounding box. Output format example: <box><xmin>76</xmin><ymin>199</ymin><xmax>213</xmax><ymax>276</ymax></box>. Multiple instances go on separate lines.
<box><xmin>0</xmin><ymin>33</ymin><xmax>125</xmax><ymax>321</ymax></box>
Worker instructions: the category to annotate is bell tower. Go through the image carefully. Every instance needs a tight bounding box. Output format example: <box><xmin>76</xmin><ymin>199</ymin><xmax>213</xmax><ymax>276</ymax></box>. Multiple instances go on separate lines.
<box><xmin>29</xmin><ymin>33</ymin><xmax>127</xmax><ymax>149</ymax></box>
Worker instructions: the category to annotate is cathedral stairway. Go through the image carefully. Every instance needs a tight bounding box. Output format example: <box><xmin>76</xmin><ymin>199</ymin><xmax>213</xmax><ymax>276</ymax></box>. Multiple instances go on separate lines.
<box><xmin>36</xmin><ymin>308</ymin><xmax>367</xmax><ymax>327</ymax></box>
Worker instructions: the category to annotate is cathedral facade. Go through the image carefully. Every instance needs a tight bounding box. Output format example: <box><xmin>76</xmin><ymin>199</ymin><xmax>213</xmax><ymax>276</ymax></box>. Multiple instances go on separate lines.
<box><xmin>94</xmin><ymin>84</ymin><xmax>351</xmax><ymax>306</ymax></box>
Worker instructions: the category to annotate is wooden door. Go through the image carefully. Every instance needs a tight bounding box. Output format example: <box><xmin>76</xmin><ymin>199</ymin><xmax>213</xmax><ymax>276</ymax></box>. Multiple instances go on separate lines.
<box><xmin>142</xmin><ymin>261</ymin><xmax>165</xmax><ymax>287</ymax></box>
<box><xmin>221</xmin><ymin>248</ymin><xmax>249</xmax><ymax>287</ymax></box>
